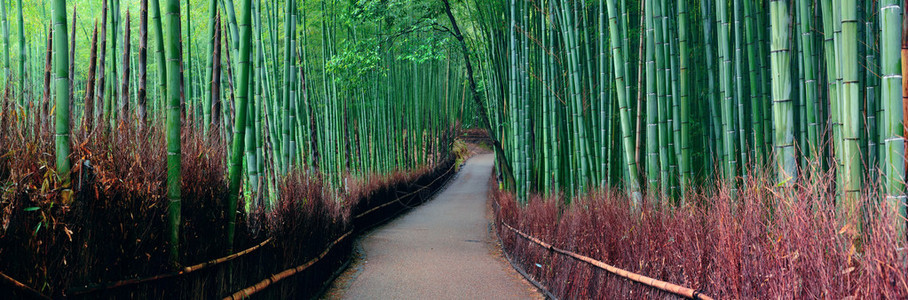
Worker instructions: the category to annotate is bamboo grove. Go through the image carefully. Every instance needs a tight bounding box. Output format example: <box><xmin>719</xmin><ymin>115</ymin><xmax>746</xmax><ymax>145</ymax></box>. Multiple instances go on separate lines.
<box><xmin>1</xmin><ymin>0</ymin><xmax>466</xmax><ymax>262</ymax></box>
<box><xmin>468</xmin><ymin>0</ymin><xmax>906</xmax><ymax>227</ymax></box>
<box><xmin>5</xmin><ymin>0</ymin><xmax>908</xmax><ymax>267</ymax></box>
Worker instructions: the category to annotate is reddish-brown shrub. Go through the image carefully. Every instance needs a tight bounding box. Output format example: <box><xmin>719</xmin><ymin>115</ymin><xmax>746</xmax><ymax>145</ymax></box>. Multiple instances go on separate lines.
<box><xmin>0</xmin><ymin>117</ymin><xmax>449</xmax><ymax>297</ymax></box>
<box><xmin>493</xmin><ymin>168</ymin><xmax>908</xmax><ymax>298</ymax></box>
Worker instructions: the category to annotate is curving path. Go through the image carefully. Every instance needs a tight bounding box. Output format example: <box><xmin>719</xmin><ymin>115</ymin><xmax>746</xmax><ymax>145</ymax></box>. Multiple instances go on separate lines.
<box><xmin>323</xmin><ymin>154</ymin><xmax>541</xmax><ymax>300</ymax></box>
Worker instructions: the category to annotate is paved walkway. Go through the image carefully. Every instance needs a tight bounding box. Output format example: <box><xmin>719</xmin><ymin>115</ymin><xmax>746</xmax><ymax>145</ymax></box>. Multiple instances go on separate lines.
<box><xmin>323</xmin><ymin>154</ymin><xmax>541</xmax><ymax>300</ymax></box>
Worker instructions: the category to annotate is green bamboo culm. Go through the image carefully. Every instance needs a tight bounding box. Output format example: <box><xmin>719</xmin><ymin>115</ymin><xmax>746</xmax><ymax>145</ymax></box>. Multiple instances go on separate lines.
<box><xmin>280</xmin><ymin>0</ymin><xmax>294</xmax><ymax>175</ymax></box>
<box><xmin>770</xmin><ymin>0</ymin><xmax>795</xmax><ymax>187</ymax></box>
<box><xmin>796</xmin><ymin>0</ymin><xmax>817</xmax><ymax>158</ymax></box>
<box><xmin>150</xmin><ymin>0</ymin><xmax>167</xmax><ymax>109</ymax></box>
<box><xmin>225</xmin><ymin>0</ymin><xmax>253</xmax><ymax>252</ymax></box>
<box><xmin>17</xmin><ymin>0</ymin><xmax>23</xmax><ymax>99</ymax></box>
<box><xmin>163</xmin><ymin>0</ymin><xmax>182</xmax><ymax>265</ymax></box>
<box><xmin>52</xmin><ymin>0</ymin><xmax>72</xmax><ymax>188</ymax></box>
<box><xmin>203</xmin><ymin>0</ymin><xmax>218</xmax><ymax>134</ymax></box>
<box><xmin>677</xmin><ymin>0</ymin><xmax>691</xmax><ymax>199</ymax></box>
<box><xmin>839</xmin><ymin>0</ymin><xmax>862</xmax><ymax>216</ymax></box>
<box><xmin>605</xmin><ymin>0</ymin><xmax>641</xmax><ymax>206</ymax></box>
<box><xmin>645</xmin><ymin>0</ymin><xmax>660</xmax><ymax>194</ymax></box>
<box><xmin>716</xmin><ymin>0</ymin><xmax>737</xmax><ymax>187</ymax></box>
<box><xmin>2</xmin><ymin>0</ymin><xmax>9</xmax><ymax>90</ymax></box>
<box><xmin>819</xmin><ymin>0</ymin><xmax>843</xmax><ymax>201</ymax></box>
<box><xmin>880</xmin><ymin>0</ymin><xmax>905</xmax><ymax>236</ymax></box>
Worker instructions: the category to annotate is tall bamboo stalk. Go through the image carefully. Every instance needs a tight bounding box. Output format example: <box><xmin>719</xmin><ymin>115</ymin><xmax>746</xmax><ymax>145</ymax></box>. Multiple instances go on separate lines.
<box><xmin>164</xmin><ymin>0</ymin><xmax>183</xmax><ymax>265</ymax></box>
<box><xmin>52</xmin><ymin>0</ymin><xmax>72</xmax><ymax>188</ymax></box>
<box><xmin>42</xmin><ymin>28</ymin><xmax>51</xmax><ymax>131</ymax></box>
<box><xmin>2</xmin><ymin>0</ymin><xmax>8</xmax><ymax>90</ymax></box>
<box><xmin>699</xmin><ymin>0</ymin><xmax>721</xmax><ymax>176</ymax></box>
<box><xmin>225</xmin><ymin>0</ymin><xmax>253</xmax><ymax>252</ymax></box>
<box><xmin>120</xmin><ymin>11</ymin><xmax>131</xmax><ymax>121</ymax></box>
<box><xmin>68</xmin><ymin>7</ymin><xmax>75</xmax><ymax>110</ymax></box>
<box><xmin>84</xmin><ymin>23</ymin><xmax>99</xmax><ymax>131</ymax></box>
<box><xmin>203</xmin><ymin>0</ymin><xmax>218</xmax><ymax>135</ymax></box>
<box><xmin>715</xmin><ymin>0</ymin><xmax>735</xmax><ymax>185</ymax></box>
<box><xmin>881</xmin><ymin>0</ymin><xmax>905</xmax><ymax>236</ymax></box>
<box><xmin>797</xmin><ymin>0</ymin><xmax>817</xmax><ymax>157</ymax></box>
<box><xmin>280</xmin><ymin>0</ymin><xmax>294</xmax><ymax>174</ymax></box>
<box><xmin>606</xmin><ymin>0</ymin><xmax>641</xmax><ymax>204</ymax></box>
<box><xmin>211</xmin><ymin>13</ymin><xmax>222</xmax><ymax>135</ymax></box>
<box><xmin>109</xmin><ymin>0</ymin><xmax>119</xmax><ymax>124</ymax></box>
<box><xmin>770</xmin><ymin>0</ymin><xmax>795</xmax><ymax>186</ymax></box>
<box><xmin>139</xmin><ymin>2</ymin><xmax>149</xmax><ymax>128</ymax></box>
<box><xmin>840</xmin><ymin>0</ymin><xmax>862</xmax><ymax>211</ymax></box>
<box><xmin>677</xmin><ymin>0</ymin><xmax>690</xmax><ymax>197</ymax></box>
<box><xmin>98</xmin><ymin>1</ymin><xmax>109</xmax><ymax>125</ymax></box>
<box><xmin>16</xmin><ymin>0</ymin><xmax>22</xmax><ymax>99</ymax></box>
<box><xmin>645</xmin><ymin>0</ymin><xmax>659</xmax><ymax>193</ymax></box>
<box><xmin>150</xmin><ymin>0</ymin><xmax>167</xmax><ymax>113</ymax></box>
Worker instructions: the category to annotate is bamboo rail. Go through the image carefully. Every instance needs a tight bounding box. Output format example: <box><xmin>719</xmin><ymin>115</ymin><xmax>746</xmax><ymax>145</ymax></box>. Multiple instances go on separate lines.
<box><xmin>0</xmin><ymin>272</ymin><xmax>51</xmax><ymax>300</ymax></box>
<box><xmin>4</xmin><ymin>159</ymin><xmax>456</xmax><ymax>299</ymax></box>
<box><xmin>225</xmin><ymin>159</ymin><xmax>457</xmax><ymax>299</ymax></box>
<box><xmin>223</xmin><ymin>231</ymin><xmax>352</xmax><ymax>300</ymax></box>
<box><xmin>182</xmin><ymin>237</ymin><xmax>273</xmax><ymax>273</ymax></box>
<box><xmin>353</xmin><ymin>161</ymin><xmax>456</xmax><ymax>219</ymax></box>
<box><xmin>499</xmin><ymin>221</ymin><xmax>714</xmax><ymax>300</ymax></box>
<box><xmin>69</xmin><ymin>237</ymin><xmax>273</xmax><ymax>295</ymax></box>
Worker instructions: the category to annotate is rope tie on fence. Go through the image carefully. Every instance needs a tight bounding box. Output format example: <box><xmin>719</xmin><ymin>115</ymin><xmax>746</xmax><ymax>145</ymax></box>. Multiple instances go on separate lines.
<box><xmin>499</xmin><ymin>221</ymin><xmax>714</xmax><ymax>300</ymax></box>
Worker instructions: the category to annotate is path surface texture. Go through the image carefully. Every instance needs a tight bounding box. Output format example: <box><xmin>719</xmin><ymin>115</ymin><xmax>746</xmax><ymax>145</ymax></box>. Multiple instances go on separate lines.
<box><xmin>324</xmin><ymin>154</ymin><xmax>541</xmax><ymax>300</ymax></box>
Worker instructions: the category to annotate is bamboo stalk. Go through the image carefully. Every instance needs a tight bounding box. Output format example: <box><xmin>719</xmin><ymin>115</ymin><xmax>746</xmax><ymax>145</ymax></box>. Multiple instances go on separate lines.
<box><xmin>224</xmin><ymin>0</ymin><xmax>254</xmax><ymax>252</ymax></box>
<box><xmin>840</xmin><ymin>0</ymin><xmax>862</xmax><ymax>212</ymax></box>
<box><xmin>16</xmin><ymin>0</ymin><xmax>22</xmax><ymax>101</ymax></box>
<box><xmin>52</xmin><ymin>0</ymin><xmax>72</xmax><ymax>189</ymax></box>
<box><xmin>42</xmin><ymin>27</ymin><xmax>51</xmax><ymax>131</ymax></box>
<box><xmin>164</xmin><ymin>0</ymin><xmax>183</xmax><ymax>265</ymax></box>
<box><xmin>606</xmin><ymin>0</ymin><xmax>642</xmax><ymax>205</ymax></box>
<box><xmin>211</xmin><ymin>12</ymin><xmax>222</xmax><ymax>135</ymax></box>
<box><xmin>139</xmin><ymin>1</ymin><xmax>149</xmax><ymax>128</ymax></box>
<box><xmin>770</xmin><ymin>0</ymin><xmax>795</xmax><ymax>186</ymax></box>
<box><xmin>68</xmin><ymin>7</ymin><xmax>75</xmax><ymax>111</ymax></box>
<box><xmin>97</xmin><ymin>0</ymin><xmax>109</xmax><ymax>126</ymax></box>
<box><xmin>120</xmin><ymin>11</ymin><xmax>131</xmax><ymax>122</ymax></box>
<box><xmin>83</xmin><ymin>22</ymin><xmax>99</xmax><ymax>131</ymax></box>
<box><xmin>881</xmin><ymin>0</ymin><xmax>905</xmax><ymax>238</ymax></box>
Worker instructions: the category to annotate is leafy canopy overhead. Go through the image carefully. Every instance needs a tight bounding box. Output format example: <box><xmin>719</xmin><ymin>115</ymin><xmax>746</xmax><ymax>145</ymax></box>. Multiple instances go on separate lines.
<box><xmin>324</xmin><ymin>0</ymin><xmax>458</xmax><ymax>87</ymax></box>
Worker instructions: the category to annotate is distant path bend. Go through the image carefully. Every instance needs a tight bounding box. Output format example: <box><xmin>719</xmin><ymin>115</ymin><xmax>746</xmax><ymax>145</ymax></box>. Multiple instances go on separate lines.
<box><xmin>323</xmin><ymin>154</ymin><xmax>541</xmax><ymax>300</ymax></box>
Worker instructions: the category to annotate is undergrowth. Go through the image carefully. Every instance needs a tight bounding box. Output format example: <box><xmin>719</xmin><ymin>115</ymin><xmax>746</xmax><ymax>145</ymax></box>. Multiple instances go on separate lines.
<box><xmin>0</xmin><ymin>115</ymin><xmax>448</xmax><ymax>297</ymax></box>
<box><xmin>493</xmin><ymin>167</ymin><xmax>908</xmax><ymax>299</ymax></box>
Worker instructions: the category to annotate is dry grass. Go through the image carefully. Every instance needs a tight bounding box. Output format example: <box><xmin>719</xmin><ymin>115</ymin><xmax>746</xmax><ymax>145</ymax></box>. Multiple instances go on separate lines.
<box><xmin>0</xmin><ymin>117</ymin><xmax>449</xmax><ymax>297</ymax></box>
<box><xmin>493</xmin><ymin>168</ymin><xmax>908</xmax><ymax>299</ymax></box>
<box><xmin>0</xmin><ymin>119</ymin><xmax>234</xmax><ymax>296</ymax></box>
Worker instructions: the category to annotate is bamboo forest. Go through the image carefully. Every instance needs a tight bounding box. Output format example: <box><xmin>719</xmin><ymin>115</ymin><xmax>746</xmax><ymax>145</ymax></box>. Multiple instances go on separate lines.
<box><xmin>1</xmin><ymin>0</ymin><xmax>907</xmax><ymax>298</ymax></box>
